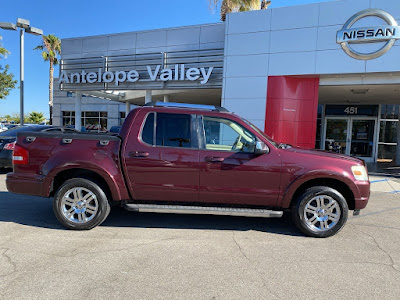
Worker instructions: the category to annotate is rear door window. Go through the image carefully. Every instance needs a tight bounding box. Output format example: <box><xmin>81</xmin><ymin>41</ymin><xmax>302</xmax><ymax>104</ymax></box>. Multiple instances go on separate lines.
<box><xmin>156</xmin><ymin>113</ymin><xmax>192</xmax><ymax>148</ymax></box>
<box><xmin>140</xmin><ymin>112</ymin><xmax>195</xmax><ymax>149</ymax></box>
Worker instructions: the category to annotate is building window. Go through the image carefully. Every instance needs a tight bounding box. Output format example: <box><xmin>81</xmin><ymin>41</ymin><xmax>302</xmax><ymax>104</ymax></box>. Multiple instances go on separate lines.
<box><xmin>120</xmin><ymin>112</ymin><xmax>126</xmax><ymax>125</ymax></box>
<box><xmin>62</xmin><ymin>111</ymin><xmax>75</xmax><ymax>126</ymax></box>
<box><xmin>67</xmin><ymin>92</ymin><xmax>87</xmax><ymax>98</ymax></box>
<box><xmin>378</xmin><ymin>104</ymin><xmax>399</xmax><ymax>163</ymax></box>
<box><xmin>81</xmin><ymin>111</ymin><xmax>108</xmax><ymax>132</ymax></box>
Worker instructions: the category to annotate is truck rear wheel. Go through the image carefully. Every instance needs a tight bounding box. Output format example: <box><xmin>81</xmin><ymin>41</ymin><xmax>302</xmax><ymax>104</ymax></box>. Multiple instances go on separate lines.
<box><xmin>291</xmin><ymin>186</ymin><xmax>348</xmax><ymax>238</ymax></box>
<box><xmin>53</xmin><ymin>178</ymin><xmax>111</xmax><ymax>230</ymax></box>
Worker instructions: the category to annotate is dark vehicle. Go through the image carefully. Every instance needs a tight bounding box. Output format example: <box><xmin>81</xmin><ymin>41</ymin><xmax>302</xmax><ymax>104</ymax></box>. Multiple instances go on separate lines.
<box><xmin>66</xmin><ymin>125</ymin><xmax>87</xmax><ymax>133</ymax></box>
<box><xmin>109</xmin><ymin>126</ymin><xmax>121</xmax><ymax>134</ymax></box>
<box><xmin>42</xmin><ymin>127</ymin><xmax>79</xmax><ymax>133</ymax></box>
<box><xmin>0</xmin><ymin>125</ymin><xmax>74</xmax><ymax>168</ymax></box>
<box><xmin>5</xmin><ymin>124</ymin><xmax>19</xmax><ymax>130</ymax></box>
<box><xmin>6</xmin><ymin>102</ymin><xmax>370</xmax><ymax>237</ymax></box>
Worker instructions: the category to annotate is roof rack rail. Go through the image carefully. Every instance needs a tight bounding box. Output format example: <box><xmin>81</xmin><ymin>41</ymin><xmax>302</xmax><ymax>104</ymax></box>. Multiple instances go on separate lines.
<box><xmin>144</xmin><ymin>101</ymin><xmax>229</xmax><ymax>112</ymax></box>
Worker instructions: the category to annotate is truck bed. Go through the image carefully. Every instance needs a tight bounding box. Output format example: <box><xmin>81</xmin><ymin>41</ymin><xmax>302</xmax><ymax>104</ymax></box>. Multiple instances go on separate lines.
<box><xmin>7</xmin><ymin>131</ymin><xmax>129</xmax><ymax>201</ymax></box>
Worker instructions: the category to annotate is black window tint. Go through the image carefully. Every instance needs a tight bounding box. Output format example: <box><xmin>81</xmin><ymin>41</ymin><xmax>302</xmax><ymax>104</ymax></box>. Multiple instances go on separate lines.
<box><xmin>156</xmin><ymin>113</ymin><xmax>192</xmax><ymax>148</ymax></box>
<box><xmin>142</xmin><ymin>113</ymin><xmax>154</xmax><ymax>145</ymax></box>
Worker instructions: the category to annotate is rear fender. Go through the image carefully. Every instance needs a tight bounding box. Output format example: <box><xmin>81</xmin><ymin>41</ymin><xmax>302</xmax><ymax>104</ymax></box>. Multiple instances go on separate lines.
<box><xmin>41</xmin><ymin>150</ymin><xmax>129</xmax><ymax>201</ymax></box>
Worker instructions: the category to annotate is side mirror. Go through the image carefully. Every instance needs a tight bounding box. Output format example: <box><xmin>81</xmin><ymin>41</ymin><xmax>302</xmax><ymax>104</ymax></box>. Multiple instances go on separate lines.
<box><xmin>255</xmin><ymin>140</ymin><xmax>269</xmax><ymax>155</ymax></box>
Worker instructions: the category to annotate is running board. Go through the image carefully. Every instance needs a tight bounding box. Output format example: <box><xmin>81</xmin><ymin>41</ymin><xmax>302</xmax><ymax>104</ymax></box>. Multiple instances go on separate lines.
<box><xmin>123</xmin><ymin>203</ymin><xmax>283</xmax><ymax>218</ymax></box>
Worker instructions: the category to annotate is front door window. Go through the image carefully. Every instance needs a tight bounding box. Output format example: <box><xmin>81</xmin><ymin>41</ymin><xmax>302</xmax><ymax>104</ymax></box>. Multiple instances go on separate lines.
<box><xmin>203</xmin><ymin>116</ymin><xmax>257</xmax><ymax>153</ymax></box>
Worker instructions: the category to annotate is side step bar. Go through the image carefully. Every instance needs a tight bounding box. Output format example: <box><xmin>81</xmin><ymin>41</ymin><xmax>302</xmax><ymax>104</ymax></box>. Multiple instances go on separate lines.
<box><xmin>123</xmin><ymin>203</ymin><xmax>283</xmax><ymax>218</ymax></box>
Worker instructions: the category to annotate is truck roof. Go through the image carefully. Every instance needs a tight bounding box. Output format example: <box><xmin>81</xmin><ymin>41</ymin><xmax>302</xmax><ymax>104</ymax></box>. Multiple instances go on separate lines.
<box><xmin>143</xmin><ymin>101</ymin><xmax>229</xmax><ymax>113</ymax></box>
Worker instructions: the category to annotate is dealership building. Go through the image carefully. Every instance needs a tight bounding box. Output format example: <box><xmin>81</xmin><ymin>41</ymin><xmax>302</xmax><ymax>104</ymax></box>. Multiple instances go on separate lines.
<box><xmin>53</xmin><ymin>0</ymin><xmax>400</xmax><ymax>163</ymax></box>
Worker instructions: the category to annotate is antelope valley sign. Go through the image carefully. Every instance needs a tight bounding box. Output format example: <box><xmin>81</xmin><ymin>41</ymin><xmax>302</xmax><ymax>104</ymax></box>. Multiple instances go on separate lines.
<box><xmin>59</xmin><ymin>64</ymin><xmax>214</xmax><ymax>86</ymax></box>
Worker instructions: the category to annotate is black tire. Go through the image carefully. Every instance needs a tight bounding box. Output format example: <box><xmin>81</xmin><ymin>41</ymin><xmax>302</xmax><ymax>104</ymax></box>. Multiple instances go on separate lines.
<box><xmin>291</xmin><ymin>186</ymin><xmax>348</xmax><ymax>238</ymax></box>
<box><xmin>53</xmin><ymin>178</ymin><xmax>111</xmax><ymax>230</ymax></box>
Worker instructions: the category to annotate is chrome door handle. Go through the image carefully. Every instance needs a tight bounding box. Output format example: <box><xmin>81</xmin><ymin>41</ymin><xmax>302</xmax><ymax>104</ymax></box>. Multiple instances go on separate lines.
<box><xmin>205</xmin><ymin>156</ymin><xmax>224</xmax><ymax>163</ymax></box>
<box><xmin>62</xmin><ymin>139</ymin><xmax>72</xmax><ymax>144</ymax></box>
<box><xmin>129</xmin><ymin>151</ymin><xmax>149</xmax><ymax>158</ymax></box>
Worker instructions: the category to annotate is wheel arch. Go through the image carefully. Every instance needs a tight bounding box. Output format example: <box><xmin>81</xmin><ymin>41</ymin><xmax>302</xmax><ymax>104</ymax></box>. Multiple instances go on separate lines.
<box><xmin>283</xmin><ymin>177</ymin><xmax>356</xmax><ymax>210</ymax></box>
<box><xmin>49</xmin><ymin>168</ymin><xmax>114</xmax><ymax>202</ymax></box>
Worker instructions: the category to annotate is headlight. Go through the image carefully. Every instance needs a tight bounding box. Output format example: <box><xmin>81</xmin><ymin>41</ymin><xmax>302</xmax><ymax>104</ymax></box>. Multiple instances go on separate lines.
<box><xmin>351</xmin><ymin>165</ymin><xmax>369</xmax><ymax>181</ymax></box>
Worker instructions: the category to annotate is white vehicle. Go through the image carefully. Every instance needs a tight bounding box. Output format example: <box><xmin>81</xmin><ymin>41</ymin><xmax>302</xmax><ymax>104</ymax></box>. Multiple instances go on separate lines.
<box><xmin>0</xmin><ymin>123</ymin><xmax>8</xmax><ymax>132</ymax></box>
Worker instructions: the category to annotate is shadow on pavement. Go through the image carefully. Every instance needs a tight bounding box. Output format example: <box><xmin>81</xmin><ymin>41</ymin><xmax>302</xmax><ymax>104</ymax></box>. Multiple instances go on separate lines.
<box><xmin>103</xmin><ymin>207</ymin><xmax>301</xmax><ymax>236</ymax></box>
<box><xmin>0</xmin><ymin>191</ymin><xmax>301</xmax><ymax>236</ymax></box>
<box><xmin>0</xmin><ymin>192</ymin><xmax>63</xmax><ymax>230</ymax></box>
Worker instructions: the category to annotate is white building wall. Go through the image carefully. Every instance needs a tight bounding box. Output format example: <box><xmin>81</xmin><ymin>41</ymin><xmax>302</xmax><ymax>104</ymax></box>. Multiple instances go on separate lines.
<box><xmin>222</xmin><ymin>0</ymin><xmax>400</xmax><ymax>130</ymax></box>
<box><xmin>61</xmin><ymin>23</ymin><xmax>225</xmax><ymax>59</ymax></box>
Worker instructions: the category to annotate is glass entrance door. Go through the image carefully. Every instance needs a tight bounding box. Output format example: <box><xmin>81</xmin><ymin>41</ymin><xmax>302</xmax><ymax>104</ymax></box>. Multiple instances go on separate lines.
<box><xmin>324</xmin><ymin>117</ymin><xmax>377</xmax><ymax>162</ymax></box>
<box><xmin>350</xmin><ymin>119</ymin><xmax>375</xmax><ymax>159</ymax></box>
<box><xmin>325</xmin><ymin>119</ymin><xmax>348</xmax><ymax>155</ymax></box>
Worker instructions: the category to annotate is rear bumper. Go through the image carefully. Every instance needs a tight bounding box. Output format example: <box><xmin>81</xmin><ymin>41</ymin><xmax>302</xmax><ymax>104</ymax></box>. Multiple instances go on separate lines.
<box><xmin>353</xmin><ymin>180</ymin><xmax>370</xmax><ymax>210</ymax></box>
<box><xmin>6</xmin><ymin>172</ymin><xmax>47</xmax><ymax>197</ymax></box>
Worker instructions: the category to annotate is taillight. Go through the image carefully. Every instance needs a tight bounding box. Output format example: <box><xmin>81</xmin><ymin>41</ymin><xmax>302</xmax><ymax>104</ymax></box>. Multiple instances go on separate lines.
<box><xmin>4</xmin><ymin>141</ymin><xmax>16</xmax><ymax>150</ymax></box>
<box><xmin>12</xmin><ymin>144</ymin><xmax>29</xmax><ymax>165</ymax></box>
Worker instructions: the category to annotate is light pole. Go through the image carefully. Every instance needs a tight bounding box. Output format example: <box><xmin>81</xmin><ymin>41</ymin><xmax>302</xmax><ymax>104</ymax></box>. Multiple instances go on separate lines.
<box><xmin>0</xmin><ymin>19</ymin><xmax>43</xmax><ymax>125</ymax></box>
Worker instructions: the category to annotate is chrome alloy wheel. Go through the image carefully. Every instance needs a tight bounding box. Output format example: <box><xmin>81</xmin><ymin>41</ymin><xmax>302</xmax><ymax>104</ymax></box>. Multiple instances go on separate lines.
<box><xmin>303</xmin><ymin>195</ymin><xmax>341</xmax><ymax>231</ymax></box>
<box><xmin>61</xmin><ymin>187</ymin><xmax>99</xmax><ymax>223</ymax></box>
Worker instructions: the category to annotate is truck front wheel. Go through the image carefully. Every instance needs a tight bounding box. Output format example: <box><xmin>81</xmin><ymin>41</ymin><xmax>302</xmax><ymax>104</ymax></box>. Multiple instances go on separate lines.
<box><xmin>291</xmin><ymin>186</ymin><xmax>348</xmax><ymax>238</ymax></box>
<box><xmin>53</xmin><ymin>178</ymin><xmax>111</xmax><ymax>230</ymax></box>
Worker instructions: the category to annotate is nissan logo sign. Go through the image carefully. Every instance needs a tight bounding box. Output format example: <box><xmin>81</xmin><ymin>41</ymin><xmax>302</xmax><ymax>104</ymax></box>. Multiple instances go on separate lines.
<box><xmin>337</xmin><ymin>9</ymin><xmax>400</xmax><ymax>60</ymax></box>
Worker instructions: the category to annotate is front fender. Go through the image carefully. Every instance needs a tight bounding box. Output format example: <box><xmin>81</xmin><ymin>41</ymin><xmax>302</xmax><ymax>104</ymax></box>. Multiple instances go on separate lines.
<box><xmin>279</xmin><ymin>169</ymin><xmax>357</xmax><ymax>209</ymax></box>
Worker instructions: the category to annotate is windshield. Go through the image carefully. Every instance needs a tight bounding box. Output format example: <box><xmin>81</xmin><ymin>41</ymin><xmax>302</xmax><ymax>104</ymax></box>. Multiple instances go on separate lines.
<box><xmin>240</xmin><ymin>117</ymin><xmax>279</xmax><ymax>148</ymax></box>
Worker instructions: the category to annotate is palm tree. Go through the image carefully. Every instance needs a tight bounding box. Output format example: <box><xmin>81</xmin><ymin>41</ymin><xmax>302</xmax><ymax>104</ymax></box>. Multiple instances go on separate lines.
<box><xmin>261</xmin><ymin>1</ymin><xmax>272</xmax><ymax>9</ymax></box>
<box><xmin>209</xmin><ymin>0</ymin><xmax>270</xmax><ymax>21</ymax></box>
<box><xmin>34</xmin><ymin>34</ymin><xmax>61</xmax><ymax>125</ymax></box>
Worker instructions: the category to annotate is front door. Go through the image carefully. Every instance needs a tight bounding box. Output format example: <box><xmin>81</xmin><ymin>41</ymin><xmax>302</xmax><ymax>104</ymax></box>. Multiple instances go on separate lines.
<box><xmin>198</xmin><ymin>115</ymin><xmax>281</xmax><ymax>207</ymax></box>
<box><xmin>324</xmin><ymin>117</ymin><xmax>377</xmax><ymax>162</ymax></box>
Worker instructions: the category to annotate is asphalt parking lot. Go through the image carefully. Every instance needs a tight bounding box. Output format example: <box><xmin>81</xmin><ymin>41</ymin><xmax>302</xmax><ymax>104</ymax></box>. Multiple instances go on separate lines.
<box><xmin>0</xmin><ymin>170</ymin><xmax>399</xmax><ymax>300</ymax></box>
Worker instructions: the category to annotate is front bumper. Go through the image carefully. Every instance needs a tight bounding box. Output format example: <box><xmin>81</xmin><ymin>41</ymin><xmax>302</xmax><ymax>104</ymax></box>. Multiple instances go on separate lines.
<box><xmin>6</xmin><ymin>172</ymin><xmax>47</xmax><ymax>197</ymax></box>
<box><xmin>353</xmin><ymin>180</ymin><xmax>370</xmax><ymax>210</ymax></box>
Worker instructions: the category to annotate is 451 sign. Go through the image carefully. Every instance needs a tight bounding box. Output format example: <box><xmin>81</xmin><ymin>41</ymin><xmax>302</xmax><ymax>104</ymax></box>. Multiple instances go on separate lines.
<box><xmin>344</xmin><ymin>107</ymin><xmax>358</xmax><ymax>115</ymax></box>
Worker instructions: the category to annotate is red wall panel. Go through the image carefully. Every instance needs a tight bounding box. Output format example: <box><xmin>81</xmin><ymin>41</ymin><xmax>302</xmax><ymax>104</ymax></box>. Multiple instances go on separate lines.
<box><xmin>265</xmin><ymin>76</ymin><xmax>319</xmax><ymax>149</ymax></box>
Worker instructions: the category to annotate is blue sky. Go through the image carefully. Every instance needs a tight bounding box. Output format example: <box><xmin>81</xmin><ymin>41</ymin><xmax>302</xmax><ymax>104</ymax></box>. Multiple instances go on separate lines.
<box><xmin>0</xmin><ymin>0</ymin><xmax>331</xmax><ymax>118</ymax></box>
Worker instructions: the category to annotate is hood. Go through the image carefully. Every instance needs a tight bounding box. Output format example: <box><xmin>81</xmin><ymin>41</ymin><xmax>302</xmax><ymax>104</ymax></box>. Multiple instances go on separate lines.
<box><xmin>283</xmin><ymin>147</ymin><xmax>364</xmax><ymax>165</ymax></box>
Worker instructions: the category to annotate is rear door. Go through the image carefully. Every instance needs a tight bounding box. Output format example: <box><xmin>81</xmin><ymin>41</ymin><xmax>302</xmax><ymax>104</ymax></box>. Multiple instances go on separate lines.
<box><xmin>123</xmin><ymin>110</ymin><xmax>200</xmax><ymax>202</ymax></box>
<box><xmin>198</xmin><ymin>115</ymin><xmax>281</xmax><ymax>207</ymax></box>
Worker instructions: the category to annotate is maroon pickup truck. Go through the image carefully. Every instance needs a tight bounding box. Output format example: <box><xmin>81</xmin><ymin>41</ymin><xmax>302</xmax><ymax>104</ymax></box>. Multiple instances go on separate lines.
<box><xmin>6</xmin><ymin>102</ymin><xmax>370</xmax><ymax>237</ymax></box>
